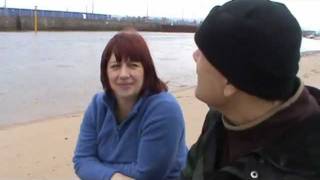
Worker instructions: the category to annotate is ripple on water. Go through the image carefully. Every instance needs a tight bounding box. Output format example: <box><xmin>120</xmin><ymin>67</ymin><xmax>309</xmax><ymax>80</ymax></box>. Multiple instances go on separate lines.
<box><xmin>56</xmin><ymin>64</ymin><xmax>74</xmax><ymax>68</ymax></box>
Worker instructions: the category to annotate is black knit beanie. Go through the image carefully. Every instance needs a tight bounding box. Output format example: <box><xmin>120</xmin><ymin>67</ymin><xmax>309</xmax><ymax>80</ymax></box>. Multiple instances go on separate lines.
<box><xmin>195</xmin><ymin>0</ymin><xmax>302</xmax><ymax>100</ymax></box>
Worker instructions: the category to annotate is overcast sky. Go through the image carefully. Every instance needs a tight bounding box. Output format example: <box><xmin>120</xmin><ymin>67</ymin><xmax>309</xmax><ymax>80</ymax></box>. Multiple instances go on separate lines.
<box><xmin>3</xmin><ymin>0</ymin><xmax>320</xmax><ymax>30</ymax></box>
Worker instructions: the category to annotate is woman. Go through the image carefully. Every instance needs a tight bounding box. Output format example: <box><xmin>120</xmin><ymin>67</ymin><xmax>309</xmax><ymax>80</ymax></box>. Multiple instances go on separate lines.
<box><xmin>73</xmin><ymin>30</ymin><xmax>187</xmax><ymax>180</ymax></box>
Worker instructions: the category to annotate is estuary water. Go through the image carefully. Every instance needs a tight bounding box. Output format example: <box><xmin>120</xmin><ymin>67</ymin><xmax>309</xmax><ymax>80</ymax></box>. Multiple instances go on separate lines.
<box><xmin>0</xmin><ymin>31</ymin><xmax>319</xmax><ymax>126</ymax></box>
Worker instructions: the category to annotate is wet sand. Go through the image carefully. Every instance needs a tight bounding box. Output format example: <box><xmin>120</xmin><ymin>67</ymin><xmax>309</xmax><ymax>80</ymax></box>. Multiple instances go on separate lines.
<box><xmin>0</xmin><ymin>52</ymin><xmax>319</xmax><ymax>179</ymax></box>
<box><xmin>298</xmin><ymin>51</ymin><xmax>320</xmax><ymax>87</ymax></box>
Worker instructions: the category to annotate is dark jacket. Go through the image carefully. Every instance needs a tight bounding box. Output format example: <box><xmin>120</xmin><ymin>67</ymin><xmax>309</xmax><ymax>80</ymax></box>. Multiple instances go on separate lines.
<box><xmin>181</xmin><ymin>85</ymin><xmax>320</xmax><ymax>180</ymax></box>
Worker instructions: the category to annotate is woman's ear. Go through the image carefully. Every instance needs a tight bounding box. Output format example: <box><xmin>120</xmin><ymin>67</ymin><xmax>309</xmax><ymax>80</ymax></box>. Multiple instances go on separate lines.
<box><xmin>223</xmin><ymin>82</ymin><xmax>237</xmax><ymax>97</ymax></box>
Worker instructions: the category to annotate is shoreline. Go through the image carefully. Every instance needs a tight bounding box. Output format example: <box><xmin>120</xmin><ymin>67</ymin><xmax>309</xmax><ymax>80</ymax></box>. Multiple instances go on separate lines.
<box><xmin>301</xmin><ymin>50</ymin><xmax>320</xmax><ymax>57</ymax></box>
<box><xmin>0</xmin><ymin>112</ymin><xmax>83</xmax><ymax>130</ymax></box>
<box><xmin>1</xmin><ymin>51</ymin><xmax>320</xmax><ymax>129</ymax></box>
<box><xmin>0</xmin><ymin>86</ymin><xmax>197</xmax><ymax>129</ymax></box>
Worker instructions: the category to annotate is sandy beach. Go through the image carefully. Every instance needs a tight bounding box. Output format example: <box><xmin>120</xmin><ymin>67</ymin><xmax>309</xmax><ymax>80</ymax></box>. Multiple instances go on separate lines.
<box><xmin>0</xmin><ymin>52</ymin><xmax>320</xmax><ymax>179</ymax></box>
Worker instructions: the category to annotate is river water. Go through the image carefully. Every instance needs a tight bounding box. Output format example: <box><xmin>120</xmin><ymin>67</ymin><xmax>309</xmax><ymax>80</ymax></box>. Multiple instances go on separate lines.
<box><xmin>0</xmin><ymin>31</ymin><xmax>319</xmax><ymax>126</ymax></box>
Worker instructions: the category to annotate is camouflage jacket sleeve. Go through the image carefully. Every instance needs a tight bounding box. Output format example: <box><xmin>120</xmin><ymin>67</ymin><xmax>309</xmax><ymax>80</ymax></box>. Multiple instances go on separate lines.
<box><xmin>180</xmin><ymin>109</ymin><xmax>220</xmax><ymax>180</ymax></box>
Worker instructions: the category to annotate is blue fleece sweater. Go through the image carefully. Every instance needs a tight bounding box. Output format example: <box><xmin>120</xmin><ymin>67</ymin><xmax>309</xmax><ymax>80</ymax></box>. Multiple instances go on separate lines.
<box><xmin>73</xmin><ymin>91</ymin><xmax>187</xmax><ymax>180</ymax></box>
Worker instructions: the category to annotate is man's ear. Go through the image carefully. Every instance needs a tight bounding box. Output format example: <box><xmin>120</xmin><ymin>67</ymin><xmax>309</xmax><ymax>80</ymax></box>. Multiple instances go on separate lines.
<box><xmin>223</xmin><ymin>82</ymin><xmax>237</xmax><ymax>97</ymax></box>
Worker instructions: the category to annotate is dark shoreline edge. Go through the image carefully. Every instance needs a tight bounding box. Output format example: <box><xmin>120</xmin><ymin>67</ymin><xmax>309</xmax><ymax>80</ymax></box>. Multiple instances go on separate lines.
<box><xmin>301</xmin><ymin>50</ymin><xmax>320</xmax><ymax>57</ymax></box>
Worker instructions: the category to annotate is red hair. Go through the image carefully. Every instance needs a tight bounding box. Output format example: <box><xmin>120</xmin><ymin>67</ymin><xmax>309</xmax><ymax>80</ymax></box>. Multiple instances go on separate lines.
<box><xmin>100</xmin><ymin>30</ymin><xmax>167</xmax><ymax>96</ymax></box>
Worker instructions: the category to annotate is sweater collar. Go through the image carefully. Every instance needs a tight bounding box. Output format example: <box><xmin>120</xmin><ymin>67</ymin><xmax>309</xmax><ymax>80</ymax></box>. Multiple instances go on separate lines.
<box><xmin>223</xmin><ymin>80</ymin><xmax>304</xmax><ymax>131</ymax></box>
<box><xmin>102</xmin><ymin>91</ymin><xmax>147</xmax><ymax>119</ymax></box>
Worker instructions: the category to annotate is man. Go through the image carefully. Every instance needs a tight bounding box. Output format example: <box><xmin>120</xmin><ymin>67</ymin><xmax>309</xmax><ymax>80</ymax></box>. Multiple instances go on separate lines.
<box><xmin>181</xmin><ymin>0</ymin><xmax>320</xmax><ymax>179</ymax></box>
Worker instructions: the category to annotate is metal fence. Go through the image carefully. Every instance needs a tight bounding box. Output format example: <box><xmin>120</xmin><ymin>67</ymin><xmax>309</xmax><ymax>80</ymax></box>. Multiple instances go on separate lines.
<box><xmin>0</xmin><ymin>8</ymin><xmax>112</xmax><ymax>20</ymax></box>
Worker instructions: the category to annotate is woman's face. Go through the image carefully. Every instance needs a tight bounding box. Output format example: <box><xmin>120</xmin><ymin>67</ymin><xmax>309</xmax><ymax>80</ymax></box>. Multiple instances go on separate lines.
<box><xmin>107</xmin><ymin>53</ymin><xmax>144</xmax><ymax>101</ymax></box>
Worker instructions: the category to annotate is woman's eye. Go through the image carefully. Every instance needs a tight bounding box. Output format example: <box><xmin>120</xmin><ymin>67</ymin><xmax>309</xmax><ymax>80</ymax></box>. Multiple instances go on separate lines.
<box><xmin>130</xmin><ymin>63</ymin><xmax>140</xmax><ymax>68</ymax></box>
<box><xmin>110</xmin><ymin>64</ymin><xmax>120</xmax><ymax>69</ymax></box>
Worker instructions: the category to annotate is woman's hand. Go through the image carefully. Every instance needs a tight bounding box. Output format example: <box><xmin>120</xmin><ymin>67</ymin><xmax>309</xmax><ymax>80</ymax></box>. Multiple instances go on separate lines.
<box><xmin>111</xmin><ymin>173</ymin><xmax>134</xmax><ymax>180</ymax></box>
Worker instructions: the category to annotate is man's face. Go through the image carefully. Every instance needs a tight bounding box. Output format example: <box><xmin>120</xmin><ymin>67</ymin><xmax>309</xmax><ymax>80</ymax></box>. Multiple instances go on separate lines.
<box><xmin>193</xmin><ymin>49</ymin><xmax>229</xmax><ymax>107</ymax></box>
